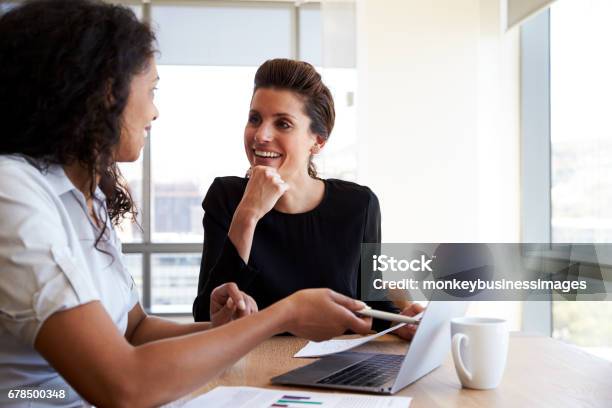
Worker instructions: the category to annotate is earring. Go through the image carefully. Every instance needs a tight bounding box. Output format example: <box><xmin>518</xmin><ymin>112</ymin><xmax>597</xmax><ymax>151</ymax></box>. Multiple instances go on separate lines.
<box><xmin>311</xmin><ymin>145</ymin><xmax>320</xmax><ymax>154</ymax></box>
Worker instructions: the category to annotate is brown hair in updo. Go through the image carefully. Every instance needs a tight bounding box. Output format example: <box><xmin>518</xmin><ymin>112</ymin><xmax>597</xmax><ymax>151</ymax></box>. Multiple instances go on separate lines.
<box><xmin>253</xmin><ymin>59</ymin><xmax>335</xmax><ymax>178</ymax></box>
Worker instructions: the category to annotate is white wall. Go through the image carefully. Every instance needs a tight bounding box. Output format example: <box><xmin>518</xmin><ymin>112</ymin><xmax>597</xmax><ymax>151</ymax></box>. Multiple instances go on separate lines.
<box><xmin>356</xmin><ymin>0</ymin><xmax>520</xmax><ymax>243</ymax></box>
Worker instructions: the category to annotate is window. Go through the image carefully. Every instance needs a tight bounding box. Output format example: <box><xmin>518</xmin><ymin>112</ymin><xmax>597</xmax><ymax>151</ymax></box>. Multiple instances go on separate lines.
<box><xmin>549</xmin><ymin>0</ymin><xmax>612</xmax><ymax>361</ymax></box>
<box><xmin>522</xmin><ymin>0</ymin><xmax>612</xmax><ymax>360</ymax></box>
<box><xmin>550</xmin><ymin>0</ymin><xmax>612</xmax><ymax>243</ymax></box>
<box><xmin>151</xmin><ymin>253</ymin><xmax>201</xmax><ymax>313</ymax></box>
<box><xmin>116</xmin><ymin>1</ymin><xmax>357</xmax><ymax>314</ymax></box>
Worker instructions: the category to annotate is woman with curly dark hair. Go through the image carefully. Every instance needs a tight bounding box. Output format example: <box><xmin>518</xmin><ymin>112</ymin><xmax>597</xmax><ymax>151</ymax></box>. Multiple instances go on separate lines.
<box><xmin>0</xmin><ymin>1</ymin><xmax>372</xmax><ymax>406</ymax></box>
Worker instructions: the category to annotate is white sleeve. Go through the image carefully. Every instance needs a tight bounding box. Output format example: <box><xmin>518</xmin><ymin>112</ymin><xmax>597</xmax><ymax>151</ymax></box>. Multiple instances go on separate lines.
<box><xmin>127</xmin><ymin>271</ymin><xmax>141</xmax><ymax>310</ymax></box>
<box><xmin>0</xmin><ymin>163</ymin><xmax>99</xmax><ymax>346</ymax></box>
<box><xmin>113</xmin><ymin>233</ymin><xmax>140</xmax><ymax>310</ymax></box>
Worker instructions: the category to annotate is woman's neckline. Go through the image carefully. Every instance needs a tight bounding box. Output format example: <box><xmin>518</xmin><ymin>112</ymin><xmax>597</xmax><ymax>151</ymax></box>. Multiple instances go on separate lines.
<box><xmin>269</xmin><ymin>178</ymin><xmax>328</xmax><ymax>217</ymax></box>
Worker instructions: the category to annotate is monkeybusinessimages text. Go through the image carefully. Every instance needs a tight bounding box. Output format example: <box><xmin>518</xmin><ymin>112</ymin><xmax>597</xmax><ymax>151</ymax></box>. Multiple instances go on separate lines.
<box><xmin>371</xmin><ymin>255</ymin><xmax>587</xmax><ymax>294</ymax></box>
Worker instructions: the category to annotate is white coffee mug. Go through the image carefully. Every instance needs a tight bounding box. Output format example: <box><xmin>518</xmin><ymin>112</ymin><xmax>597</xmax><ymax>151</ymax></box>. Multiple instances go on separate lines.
<box><xmin>450</xmin><ymin>317</ymin><xmax>508</xmax><ymax>390</ymax></box>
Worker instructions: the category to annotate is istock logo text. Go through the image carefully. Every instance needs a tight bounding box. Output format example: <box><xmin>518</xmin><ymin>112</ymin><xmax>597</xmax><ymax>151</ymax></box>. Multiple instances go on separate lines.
<box><xmin>372</xmin><ymin>254</ymin><xmax>433</xmax><ymax>272</ymax></box>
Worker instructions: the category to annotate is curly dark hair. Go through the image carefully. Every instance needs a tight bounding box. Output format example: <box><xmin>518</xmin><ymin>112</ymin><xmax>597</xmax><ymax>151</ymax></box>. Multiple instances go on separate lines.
<box><xmin>254</xmin><ymin>59</ymin><xmax>335</xmax><ymax>178</ymax></box>
<box><xmin>0</xmin><ymin>0</ymin><xmax>156</xmax><ymax>245</ymax></box>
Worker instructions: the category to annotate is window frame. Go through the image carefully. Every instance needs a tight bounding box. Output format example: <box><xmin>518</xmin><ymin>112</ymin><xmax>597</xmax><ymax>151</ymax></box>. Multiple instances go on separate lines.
<box><xmin>520</xmin><ymin>9</ymin><xmax>553</xmax><ymax>335</ymax></box>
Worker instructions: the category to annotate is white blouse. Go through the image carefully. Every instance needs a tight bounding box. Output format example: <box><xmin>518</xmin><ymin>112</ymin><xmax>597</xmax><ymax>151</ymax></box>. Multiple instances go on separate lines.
<box><xmin>0</xmin><ymin>155</ymin><xmax>139</xmax><ymax>407</ymax></box>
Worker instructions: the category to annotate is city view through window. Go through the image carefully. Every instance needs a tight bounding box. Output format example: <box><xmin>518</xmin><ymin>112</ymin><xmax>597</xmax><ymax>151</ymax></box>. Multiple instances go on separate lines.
<box><xmin>550</xmin><ymin>0</ymin><xmax>612</xmax><ymax>360</ymax></box>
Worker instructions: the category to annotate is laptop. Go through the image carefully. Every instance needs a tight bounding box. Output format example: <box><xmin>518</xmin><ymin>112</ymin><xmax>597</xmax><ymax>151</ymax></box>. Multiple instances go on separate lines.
<box><xmin>271</xmin><ymin>301</ymin><xmax>468</xmax><ymax>394</ymax></box>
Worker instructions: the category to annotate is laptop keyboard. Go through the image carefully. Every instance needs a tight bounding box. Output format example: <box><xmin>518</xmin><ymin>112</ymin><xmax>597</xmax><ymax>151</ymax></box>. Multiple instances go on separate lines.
<box><xmin>316</xmin><ymin>354</ymin><xmax>404</xmax><ymax>388</ymax></box>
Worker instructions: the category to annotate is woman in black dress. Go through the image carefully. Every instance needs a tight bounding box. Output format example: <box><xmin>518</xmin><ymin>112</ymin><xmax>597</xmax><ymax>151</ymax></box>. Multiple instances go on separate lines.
<box><xmin>193</xmin><ymin>59</ymin><xmax>422</xmax><ymax>338</ymax></box>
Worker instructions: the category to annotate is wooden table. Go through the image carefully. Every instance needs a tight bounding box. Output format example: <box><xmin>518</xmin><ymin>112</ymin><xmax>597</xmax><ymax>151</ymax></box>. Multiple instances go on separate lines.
<box><xmin>195</xmin><ymin>333</ymin><xmax>612</xmax><ymax>407</ymax></box>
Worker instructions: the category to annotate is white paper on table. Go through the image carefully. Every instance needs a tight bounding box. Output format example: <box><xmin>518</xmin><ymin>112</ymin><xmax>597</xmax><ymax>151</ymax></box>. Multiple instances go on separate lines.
<box><xmin>294</xmin><ymin>323</ymin><xmax>406</xmax><ymax>358</ymax></box>
<box><xmin>178</xmin><ymin>386</ymin><xmax>411</xmax><ymax>408</ymax></box>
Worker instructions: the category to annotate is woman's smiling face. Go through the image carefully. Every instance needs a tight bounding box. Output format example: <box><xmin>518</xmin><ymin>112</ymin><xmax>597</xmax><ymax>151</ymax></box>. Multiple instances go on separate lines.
<box><xmin>244</xmin><ymin>88</ymin><xmax>321</xmax><ymax>178</ymax></box>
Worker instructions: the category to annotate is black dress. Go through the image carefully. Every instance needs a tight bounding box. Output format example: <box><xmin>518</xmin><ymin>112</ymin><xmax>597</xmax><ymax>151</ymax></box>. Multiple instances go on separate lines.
<box><xmin>192</xmin><ymin>176</ymin><xmax>399</xmax><ymax>331</ymax></box>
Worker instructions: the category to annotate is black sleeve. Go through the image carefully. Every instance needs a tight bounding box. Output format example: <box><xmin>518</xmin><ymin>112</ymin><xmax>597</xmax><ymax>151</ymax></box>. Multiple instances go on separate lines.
<box><xmin>192</xmin><ymin>178</ymin><xmax>260</xmax><ymax>322</ymax></box>
<box><xmin>358</xmin><ymin>189</ymin><xmax>400</xmax><ymax>332</ymax></box>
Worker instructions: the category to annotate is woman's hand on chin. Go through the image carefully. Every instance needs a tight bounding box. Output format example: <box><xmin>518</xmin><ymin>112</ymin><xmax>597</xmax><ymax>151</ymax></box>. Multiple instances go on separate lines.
<box><xmin>228</xmin><ymin>166</ymin><xmax>288</xmax><ymax>263</ymax></box>
<box><xmin>210</xmin><ymin>282</ymin><xmax>258</xmax><ymax>328</ymax></box>
<box><xmin>238</xmin><ymin>165</ymin><xmax>289</xmax><ymax>221</ymax></box>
